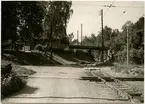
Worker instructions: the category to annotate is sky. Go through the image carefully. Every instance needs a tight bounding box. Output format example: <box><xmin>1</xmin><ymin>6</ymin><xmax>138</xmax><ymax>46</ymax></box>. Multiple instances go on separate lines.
<box><xmin>67</xmin><ymin>1</ymin><xmax>144</xmax><ymax>41</ymax></box>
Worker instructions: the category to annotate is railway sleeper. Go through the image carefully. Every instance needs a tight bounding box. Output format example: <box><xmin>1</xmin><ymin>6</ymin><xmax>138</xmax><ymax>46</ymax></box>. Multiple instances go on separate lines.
<box><xmin>91</xmin><ymin>72</ymin><xmax>129</xmax><ymax>99</ymax></box>
<box><xmin>85</xmin><ymin>70</ymin><xmax>142</xmax><ymax>103</ymax></box>
<box><xmin>101</xmin><ymin>71</ymin><xmax>143</xmax><ymax>96</ymax></box>
<box><xmin>90</xmin><ymin>71</ymin><xmax>142</xmax><ymax>103</ymax></box>
<box><xmin>126</xmin><ymin>90</ymin><xmax>142</xmax><ymax>96</ymax></box>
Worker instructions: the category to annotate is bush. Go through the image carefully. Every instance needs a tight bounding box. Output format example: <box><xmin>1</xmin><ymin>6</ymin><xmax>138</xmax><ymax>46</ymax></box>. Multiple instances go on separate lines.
<box><xmin>130</xmin><ymin>48</ymin><xmax>144</xmax><ymax>64</ymax></box>
<box><xmin>1</xmin><ymin>64</ymin><xmax>36</xmax><ymax>99</ymax></box>
<box><xmin>1</xmin><ymin>73</ymin><xmax>26</xmax><ymax>99</ymax></box>
<box><xmin>112</xmin><ymin>63</ymin><xmax>144</xmax><ymax>77</ymax></box>
<box><xmin>115</xmin><ymin>47</ymin><xmax>144</xmax><ymax>65</ymax></box>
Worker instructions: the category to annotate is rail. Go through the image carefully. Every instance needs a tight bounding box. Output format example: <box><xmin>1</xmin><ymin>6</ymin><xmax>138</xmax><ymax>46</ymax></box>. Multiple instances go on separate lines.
<box><xmin>84</xmin><ymin>68</ymin><xmax>143</xmax><ymax>103</ymax></box>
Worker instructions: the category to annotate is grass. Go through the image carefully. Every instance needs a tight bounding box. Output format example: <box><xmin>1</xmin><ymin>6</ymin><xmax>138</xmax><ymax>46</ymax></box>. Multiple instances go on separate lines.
<box><xmin>111</xmin><ymin>63</ymin><xmax>144</xmax><ymax>77</ymax></box>
<box><xmin>54</xmin><ymin>50</ymin><xmax>95</xmax><ymax>63</ymax></box>
<box><xmin>12</xmin><ymin>65</ymin><xmax>36</xmax><ymax>76</ymax></box>
<box><xmin>75</xmin><ymin>50</ymin><xmax>95</xmax><ymax>62</ymax></box>
<box><xmin>2</xmin><ymin>49</ymin><xmax>95</xmax><ymax>66</ymax></box>
<box><xmin>54</xmin><ymin>50</ymin><xmax>78</xmax><ymax>62</ymax></box>
<box><xmin>95</xmin><ymin>61</ymin><xmax>114</xmax><ymax>67</ymax></box>
<box><xmin>2</xmin><ymin>50</ymin><xmax>61</xmax><ymax>65</ymax></box>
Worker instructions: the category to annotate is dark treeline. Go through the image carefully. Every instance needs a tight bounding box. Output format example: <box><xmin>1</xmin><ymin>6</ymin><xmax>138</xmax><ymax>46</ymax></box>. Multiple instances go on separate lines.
<box><xmin>2</xmin><ymin>1</ymin><xmax>73</xmax><ymax>49</ymax></box>
<box><xmin>72</xmin><ymin>17</ymin><xmax>144</xmax><ymax>65</ymax></box>
<box><xmin>2</xmin><ymin>1</ymin><xmax>144</xmax><ymax>65</ymax></box>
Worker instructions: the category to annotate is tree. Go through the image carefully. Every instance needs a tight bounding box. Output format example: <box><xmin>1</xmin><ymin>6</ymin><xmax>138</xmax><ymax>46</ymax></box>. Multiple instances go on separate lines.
<box><xmin>18</xmin><ymin>1</ymin><xmax>44</xmax><ymax>49</ymax></box>
<box><xmin>114</xmin><ymin>18</ymin><xmax>144</xmax><ymax>64</ymax></box>
<box><xmin>81</xmin><ymin>17</ymin><xmax>144</xmax><ymax>64</ymax></box>
<box><xmin>67</xmin><ymin>33</ymin><xmax>74</xmax><ymax>43</ymax></box>
<box><xmin>43</xmin><ymin>1</ymin><xmax>73</xmax><ymax>41</ymax></box>
<box><xmin>2</xmin><ymin>1</ymin><xmax>19</xmax><ymax>44</ymax></box>
<box><xmin>132</xmin><ymin>17</ymin><xmax>144</xmax><ymax>49</ymax></box>
<box><xmin>71</xmin><ymin>39</ymin><xmax>79</xmax><ymax>45</ymax></box>
<box><xmin>134</xmin><ymin>17</ymin><xmax>144</xmax><ymax>30</ymax></box>
<box><xmin>95</xmin><ymin>26</ymin><xmax>113</xmax><ymax>48</ymax></box>
<box><xmin>2</xmin><ymin>1</ymin><xmax>45</xmax><ymax>50</ymax></box>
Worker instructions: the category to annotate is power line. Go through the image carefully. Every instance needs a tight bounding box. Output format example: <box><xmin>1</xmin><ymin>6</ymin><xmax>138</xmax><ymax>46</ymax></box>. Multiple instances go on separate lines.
<box><xmin>73</xmin><ymin>3</ymin><xmax>143</xmax><ymax>8</ymax></box>
<box><xmin>73</xmin><ymin>3</ymin><xmax>104</xmax><ymax>7</ymax></box>
<box><xmin>76</xmin><ymin>1</ymin><xmax>143</xmax><ymax>36</ymax></box>
<box><xmin>91</xmin><ymin>1</ymin><xmax>115</xmax><ymax>33</ymax></box>
<box><xmin>112</xmin><ymin>5</ymin><xmax>143</xmax><ymax>8</ymax></box>
<box><xmin>104</xmin><ymin>0</ymin><xmax>115</xmax><ymax>16</ymax></box>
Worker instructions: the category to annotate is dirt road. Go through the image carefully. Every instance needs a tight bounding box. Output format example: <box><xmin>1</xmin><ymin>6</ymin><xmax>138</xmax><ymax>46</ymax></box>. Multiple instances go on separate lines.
<box><xmin>2</xmin><ymin>66</ymin><xmax>130</xmax><ymax>103</ymax></box>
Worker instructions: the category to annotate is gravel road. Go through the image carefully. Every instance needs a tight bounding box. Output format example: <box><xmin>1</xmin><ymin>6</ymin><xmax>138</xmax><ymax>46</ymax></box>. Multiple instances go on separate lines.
<box><xmin>2</xmin><ymin>66</ymin><xmax>130</xmax><ymax>103</ymax></box>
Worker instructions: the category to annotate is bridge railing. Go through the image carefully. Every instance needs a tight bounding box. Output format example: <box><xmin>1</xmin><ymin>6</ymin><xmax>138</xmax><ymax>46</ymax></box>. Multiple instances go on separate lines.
<box><xmin>69</xmin><ymin>45</ymin><xmax>108</xmax><ymax>50</ymax></box>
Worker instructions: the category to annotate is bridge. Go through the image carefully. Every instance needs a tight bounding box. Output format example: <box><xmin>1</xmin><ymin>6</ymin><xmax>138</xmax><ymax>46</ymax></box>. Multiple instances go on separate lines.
<box><xmin>68</xmin><ymin>45</ymin><xmax>108</xmax><ymax>50</ymax></box>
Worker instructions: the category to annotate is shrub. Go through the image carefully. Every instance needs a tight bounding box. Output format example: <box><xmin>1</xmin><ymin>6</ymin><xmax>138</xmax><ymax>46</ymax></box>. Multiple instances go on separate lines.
<box><xmin>1</xmin><ymin>73</ymin><xmax>26</xmax><ymax>99</ymax></box>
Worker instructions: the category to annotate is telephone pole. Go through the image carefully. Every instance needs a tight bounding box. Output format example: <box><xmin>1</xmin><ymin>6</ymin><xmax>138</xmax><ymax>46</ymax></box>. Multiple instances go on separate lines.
<box><xmin>127</xmin><ymin>27</ymin><xmax>129</xmax><ymax>68</ymax></box>
<box><xmin>50</xmin><ymin>8</ymin><xmax>53</xmax><ymax>60</ymax></box>
<box><xmin>77</xmin><ymin>30</ymin><xmax>79</xmax><ymax>45</ymax></box>
<box><xmin>81</xmin><ymin>24</ymin><xmax>83</xmax><ymax>46</ymax></box>
<box><xmin>101</xmin><ymin>9</ymin><xmax>104</xmax><ymax>62</ymax></box>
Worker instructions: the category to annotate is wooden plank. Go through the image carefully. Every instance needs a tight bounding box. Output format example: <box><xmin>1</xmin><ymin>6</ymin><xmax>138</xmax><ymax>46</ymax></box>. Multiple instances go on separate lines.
<box><xmin>116</xmin><ymin>77</ymin><xmax>144</xmax><ymax>81</ymax></box>
<box><xmin>100</xmin><ymin>70</ymin><xmax>143</xmax><ymax>103</ymax></box>
<box><xmin>85</xmin><ymin>70</ymin><xmax>141</xmax><ymax>103</ymax></box>
<box><xmin>81</xmin><ymin>76</ymin><xmax>144</xmax><ymax>81</ymax></box>
<box><xmin>91</xmin><ymin>71</ymin><xmax>130</xmax><ymax>100</ymax></box>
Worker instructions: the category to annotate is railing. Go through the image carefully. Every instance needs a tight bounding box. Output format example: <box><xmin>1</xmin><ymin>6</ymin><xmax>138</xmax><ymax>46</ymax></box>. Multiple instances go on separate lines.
<box><xmin>69</xmin><ymin>45</ymin><xmax>108</xmax><ymax>50</ymax></box>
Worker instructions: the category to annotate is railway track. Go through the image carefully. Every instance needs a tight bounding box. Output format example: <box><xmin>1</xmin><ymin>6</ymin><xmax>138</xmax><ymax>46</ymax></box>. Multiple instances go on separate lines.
<box><xmin>83</xmin><ymin>68</ymin><xmax>143</xmax><ymax>103</ymax></box>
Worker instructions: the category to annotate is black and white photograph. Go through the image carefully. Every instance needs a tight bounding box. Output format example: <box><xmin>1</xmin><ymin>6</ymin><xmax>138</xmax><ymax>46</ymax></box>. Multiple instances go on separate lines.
<box><xmin>1</xmin><ymin>0</ymin><xmax>144</xmax><ymax>103</ymax></box>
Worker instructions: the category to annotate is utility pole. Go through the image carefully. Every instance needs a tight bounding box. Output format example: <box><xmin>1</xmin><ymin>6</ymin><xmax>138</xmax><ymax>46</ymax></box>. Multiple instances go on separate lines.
<box><xmin>50</xmin><ymin>10</ymin><xmax>53</xmax><ymax>60</ymax></box>
<box><xmin>81</xmin><ymin>24</ymin><xmax>83</xmax><ymax>46</ymax></box>
<box><xmin>127</xmin><ymin>27</ymin><xmax>129</xmax><ymax>68</ymax></box>
<box><xmin>77</xmin><ymin>30</ymin><xmax>79</xmax><ymax>45</ymax></box>
<box><xmin>43</xmin><ymin>18</ymin><xmax>45</xmax><ymax>41</ymax></box>
<box><xmin>101</xmin><ymin>9</ymin><xmax>104</xmax><ymax>62</ymax></box>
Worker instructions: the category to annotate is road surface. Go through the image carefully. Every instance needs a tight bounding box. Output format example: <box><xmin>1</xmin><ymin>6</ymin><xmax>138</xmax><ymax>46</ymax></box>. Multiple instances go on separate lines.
<box><xmin>2</xmin><ymin>66</ymin><xmax>130</xmax><ymax>103</ymax></box>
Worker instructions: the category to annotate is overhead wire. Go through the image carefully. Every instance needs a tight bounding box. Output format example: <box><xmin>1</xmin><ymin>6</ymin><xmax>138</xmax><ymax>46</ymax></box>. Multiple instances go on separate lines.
<box><xmin>94</xmin><ymin>0</ymin><xmax>139</xmax><ymax>31</ymax></box>
<box><xmin>91</xmin><ymin>1</ymin><xmax>115</xmax><ymax>33</ymax></box>
<box><xmin>73</xmin><ymin>2</ymin><xmax>143</xmax><ymax>8</ymax></box>
<box><xmin>74</xmin><ymin>1</ymin><xmax>143</xmax><ymax>36</ymax></box>
<box><xmin>104</xmin><ymin>0</ymin><xmax>116</xmax><ymax>16</ymax></box>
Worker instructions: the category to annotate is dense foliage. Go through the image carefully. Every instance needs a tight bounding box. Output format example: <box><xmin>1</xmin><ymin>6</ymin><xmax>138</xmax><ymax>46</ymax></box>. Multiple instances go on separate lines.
<box><xmin>41</xmin><ymin>1</ymin><xmax>73</xmax><ymax>42</ymax></box>
<box><xmin>2</xmin><ymin>1</ymin><xmax>143</xmax><ymax>65</ymax></box>
<box><xmin>79</xmin><ymin>17</ymin><xmax>144</xmax><ymax>64</ymax></box>
<box><xmin>2</xmin><ymin>1</ymin><xmax>44</xmax><ymax>44</ymax></box>
<box><xmin>2</xmin><ymin>1</ymin><xmax>73</xmax><ymax>49</ymax></box>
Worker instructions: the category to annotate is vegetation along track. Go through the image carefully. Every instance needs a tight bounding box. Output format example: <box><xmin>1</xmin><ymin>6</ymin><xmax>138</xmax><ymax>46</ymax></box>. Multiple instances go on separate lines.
<box><xmin>83</xmin><ymin>68</ymin><xmax>143</xmax><ymax>103</ymax></box>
